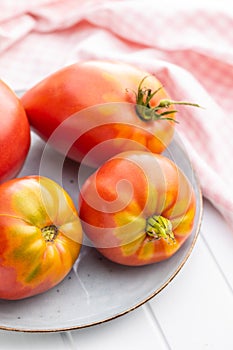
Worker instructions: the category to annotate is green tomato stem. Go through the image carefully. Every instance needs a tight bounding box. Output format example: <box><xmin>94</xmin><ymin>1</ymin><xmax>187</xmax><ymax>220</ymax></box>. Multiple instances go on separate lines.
<box><xmin>132</xmin><ymin>76</ymin><xmax>202</xmax><ymax>122</ymax></box>
<box><xmin>41</xmin><ymin>224</ymin><xmax>58</xmax><ymax>242</ymax></box>
<box><xmin>146</xmin><ymin>215</ymin><xmax>175</xmax><ymax>244</ymax></box>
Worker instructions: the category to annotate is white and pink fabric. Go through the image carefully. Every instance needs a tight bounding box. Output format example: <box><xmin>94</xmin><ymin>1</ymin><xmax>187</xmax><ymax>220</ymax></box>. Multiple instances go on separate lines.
<box><xmin>0</xmin><ymin>0</ymin><xmax>232</xmax><ymax>229</ymax></box>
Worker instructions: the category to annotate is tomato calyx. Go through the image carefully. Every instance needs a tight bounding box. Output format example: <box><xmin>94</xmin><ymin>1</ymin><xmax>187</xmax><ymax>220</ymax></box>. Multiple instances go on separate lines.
<box><xmin>146</xmin><ymin>215</ymin><xmax>175</xmax><ymax>244</ymax></box>
<box><xmin>41</xmin><ymin>224</ymin><xmax>58</xmax><ymax>242</ymax></box>
<box><xmin>131</xmin><ymin>76</ymin><xmax>201</xmax><ymax>122</ymax></box>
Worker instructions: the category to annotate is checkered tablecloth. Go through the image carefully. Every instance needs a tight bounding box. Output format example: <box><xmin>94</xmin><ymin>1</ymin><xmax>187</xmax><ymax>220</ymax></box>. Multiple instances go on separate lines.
<box><xmin>1</xmin><ymin>0</ymin><xmax>233</xmax><ymax>229</ymax></box>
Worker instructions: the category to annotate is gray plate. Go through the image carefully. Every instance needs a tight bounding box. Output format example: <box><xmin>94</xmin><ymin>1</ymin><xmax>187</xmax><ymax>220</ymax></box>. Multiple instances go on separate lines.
<box><xmin>0</xmin><ymin>129</ymin><xmax>203</xmax><ymax>332</ymax></box>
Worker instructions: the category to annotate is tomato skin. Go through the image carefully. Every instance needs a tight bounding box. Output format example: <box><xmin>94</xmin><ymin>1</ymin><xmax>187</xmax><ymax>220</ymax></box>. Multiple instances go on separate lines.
<box><xmin>21</xmin><ymin>60</ymin><xmax>175</xmax><ymax>167</ymax></box>
<box><xmin>0</xmin><ymin>176</ymin><xmax>82</xmax><ymax>300</ymax></box>
<box><xmin>0</xmin><ymin>80</ymin><xmax>30</xmax><ymax>183</ymax></box>
<box><xmin>79</xmin><ymin>151</ymin><xmax>196</xmax><ymax>266</ymax></box>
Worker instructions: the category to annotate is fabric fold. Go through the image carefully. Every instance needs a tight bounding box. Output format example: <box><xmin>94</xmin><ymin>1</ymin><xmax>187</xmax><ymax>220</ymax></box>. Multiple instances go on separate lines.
<box><xmin>0</xmin><ymin>0</ymin><xmax>232</xmax><ymax>230</ymax></box>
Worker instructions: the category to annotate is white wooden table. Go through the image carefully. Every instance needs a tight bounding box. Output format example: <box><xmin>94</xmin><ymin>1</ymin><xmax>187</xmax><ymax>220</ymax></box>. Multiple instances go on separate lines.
<box><xmin>1</xmin><ymin>198</ymin><xmax>233</xmax><ymax>349</ymax></box>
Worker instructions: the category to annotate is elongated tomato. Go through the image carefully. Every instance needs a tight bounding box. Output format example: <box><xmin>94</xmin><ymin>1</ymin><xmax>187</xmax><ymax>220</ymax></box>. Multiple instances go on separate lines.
<box><xmin>79</xmin><ymin>151</ymin><xmax>196</xmax><ymax>266</ymax></box>
<box><xmin>0</xmin><ymin>176</ymin><xmax>82</xmax><ymax>300</ymax></box>
<box><xmin>21</xmin><ymin>60</ymin><xmax>194</xmax><ymax>167</ymax></box>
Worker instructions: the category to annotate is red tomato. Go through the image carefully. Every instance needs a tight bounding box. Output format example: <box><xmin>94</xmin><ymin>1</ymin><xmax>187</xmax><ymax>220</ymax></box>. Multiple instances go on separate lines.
<box><xmin>79</xmin><ymin>151</ymin><xmax>196</xmax><ymax>266</ymax></box>
<box><xmin>0</xmin><ymin>80</ymin><xmax>30</xmax><ymax>183</ymax></box>
<box><xmin>0</xmin><ymin>176</ymin><xmax>82</xmax><ymax>300</ymax></box>
<box><xmin>21</xmin><ymin>60</ymin><xmax>189</xmax><ymax>168</ymax></box>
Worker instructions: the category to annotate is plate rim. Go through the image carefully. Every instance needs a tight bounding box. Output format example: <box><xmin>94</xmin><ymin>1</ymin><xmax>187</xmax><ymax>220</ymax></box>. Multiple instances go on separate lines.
<box><xmin>0</xmin><ymin>99</ymin><xmax>203</xmax><ymax>332</ymax></box>
<box><xmin>0</xmin><ymin>165</ymin><xmax>203</xmax><ymax>334</ymax></box>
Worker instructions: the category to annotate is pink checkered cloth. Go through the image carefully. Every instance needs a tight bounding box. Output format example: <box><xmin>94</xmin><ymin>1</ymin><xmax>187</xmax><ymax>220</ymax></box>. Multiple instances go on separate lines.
<box><xmin>0</xmin><ymin>0</ymin><xmax>233</xmax><ymax>229</ymax></box>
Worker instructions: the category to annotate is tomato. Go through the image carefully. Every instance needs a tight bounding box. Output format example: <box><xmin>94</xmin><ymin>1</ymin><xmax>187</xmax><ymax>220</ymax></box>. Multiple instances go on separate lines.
<box><xmin>0</xmin><ymin>80</ymin><xmax>30</xmax><ymax>183</ymax></box>
<box><xmin>79</xmin><ymin>151</ymin><xmax>196</xmax><ymax>266</ymax></box>
<box><xmin>0</xmin><ymin>176</ymin><xmax>82</xmax><ymax>300</ymax></box>
<box><xmin>21</xmin><ymin>60</ymin><xmax>197</xmax><ymax>168</ymax></box>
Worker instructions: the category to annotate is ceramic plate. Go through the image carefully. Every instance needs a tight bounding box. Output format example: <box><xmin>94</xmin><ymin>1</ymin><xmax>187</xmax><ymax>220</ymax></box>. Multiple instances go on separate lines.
<box><xmin>0</xmin><ymin>120</ymin><xmax>203</xmax><ymax>332</ymax></box>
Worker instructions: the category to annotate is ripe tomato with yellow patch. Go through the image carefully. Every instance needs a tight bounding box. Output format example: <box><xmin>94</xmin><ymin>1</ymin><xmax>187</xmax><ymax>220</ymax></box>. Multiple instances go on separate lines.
<box><xmin>21</xmin><ymin>60</ymin><xmax>198</xmax><ymax>168</ymax></box>
<box><xmin>0</xmin><ymin>176</ymin><xmax>82</xmax><ymax>300</ymax></box>
<box><xmin>79</xmin><ymin>151</ymin><xmax>196</xmax><ymax>266</ymax></box>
